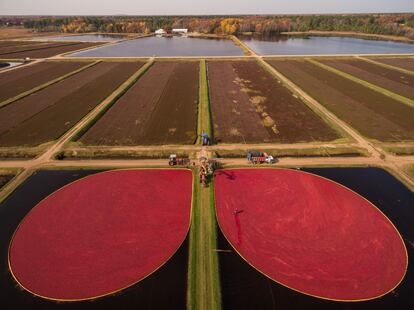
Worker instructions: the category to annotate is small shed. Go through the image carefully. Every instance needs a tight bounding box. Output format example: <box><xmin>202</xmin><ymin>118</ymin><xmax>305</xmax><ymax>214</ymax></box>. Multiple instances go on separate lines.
<box><xmin>155</xmin><ymin>29</ymin><xmax>166</xmax><ymax>35</ymax></box>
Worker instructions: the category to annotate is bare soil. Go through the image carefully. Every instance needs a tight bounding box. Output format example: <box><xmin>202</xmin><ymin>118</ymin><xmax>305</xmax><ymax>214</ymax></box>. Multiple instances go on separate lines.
<box><xmin>0</xmin><ymin>42</ymin><xmax>102</xmax><ymax>58</ymax></box>
<box><xmin>268</xmin><ymin>59</ymin><xmax>414</xmax><ymax>142</ymax></box>
<box><xmin>208</xmin><ymin>60</ymin><xmax>339</xmax><ymax>143</ymax></box>
<box><xmin>81</xmin><ymin>61</ymin><xmax>199</xmax><ymax>145</ymax></box>
<box><xmin>320</xmin><ymin>58</ymin><xmax>414</xmax><ymax>100</ymax></box>
<box><xmin>0</xmin><ymin>27</ymin><xmax>60</xmax><ymax>40</ymax></box>
<box><xmin>371</xmin><ymin>57</ymin><xmax>414</xmax><ymax>72</ymax></box>
<box><xmin>0</xmin><ymin>62</ymin><xmax>142</xmax><ymax>146</ymax></box>
<box><xmin>0</xmin><ymin>41</ymin><xmax>68</xmax><ymax>55</ymax></box>
<box><xmin>0</xmin><ymin>61</ymin><xmax>89</xmax><ymax>102</ymax></box>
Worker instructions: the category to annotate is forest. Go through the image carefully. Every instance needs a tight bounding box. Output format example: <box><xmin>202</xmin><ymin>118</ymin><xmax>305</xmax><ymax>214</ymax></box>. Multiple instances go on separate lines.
<box><xmin>1</xmin><ymin>14</ymin><xmax>414</xmax><ymax>38</ymax></box>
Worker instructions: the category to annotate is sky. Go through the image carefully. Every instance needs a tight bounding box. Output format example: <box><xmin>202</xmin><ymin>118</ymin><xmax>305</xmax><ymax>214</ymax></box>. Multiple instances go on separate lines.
<box><xmin>0</xmin><ymin>0</ymin><xmax>413</xmax><ymax>15</ymax></box>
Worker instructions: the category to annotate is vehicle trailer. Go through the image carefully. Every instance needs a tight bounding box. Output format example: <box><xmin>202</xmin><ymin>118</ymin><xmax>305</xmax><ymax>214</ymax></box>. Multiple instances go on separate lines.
<box><xmin>169</xmin><ymin>154</ymin><xmax>190</xmax><ymax>166</ymax></box>
<box><xmin>247</xmin><ymin>151</ymin><xmax>275</xmax><ymax>164</ymax></box>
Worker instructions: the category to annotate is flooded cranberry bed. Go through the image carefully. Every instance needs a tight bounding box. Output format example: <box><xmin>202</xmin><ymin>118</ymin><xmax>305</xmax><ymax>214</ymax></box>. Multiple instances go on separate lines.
<box><xmin>0</xmin><ymin>170</ymin><xmax>188</xmax><ymax>308</ymax></box>
<box><xmin>69</xmin><ymin>35</ymin><xmax>244</xmax><ymax>57</ymax></box>
<box><xmin>217</xmin><ymin>167</ymin><xmax>414</xmax><ymax>309</ymax></box>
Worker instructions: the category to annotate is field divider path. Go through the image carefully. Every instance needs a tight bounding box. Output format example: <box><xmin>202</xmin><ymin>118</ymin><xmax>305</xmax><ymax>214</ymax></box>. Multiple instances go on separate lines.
<box><xmin>308</xmin><ymin>58</ymin><xmax>414</xmax><ymax>108</ymax></box>
<box><xmin>230</xmin><ymin>35</ymin><xmax>257</xmax><ymax>56</ymax></box>
<box><xmin>197</xmin><ymin>59</ymin><xmax>212</xmax><ymax>144</ymax></box>
<box><xmin>187</xmin><ymin>174</ymin><xmax>222</xmax><ymax>310</ymax></box>
<box><xmin>0</xmin><ymin>60</ymin><xmax>100</xmax><ymax>109</ymax></box>
<box><xmin>356</xmin><ymin>56</ymin><xmax>414</xmax><ymax>76</ymax></box>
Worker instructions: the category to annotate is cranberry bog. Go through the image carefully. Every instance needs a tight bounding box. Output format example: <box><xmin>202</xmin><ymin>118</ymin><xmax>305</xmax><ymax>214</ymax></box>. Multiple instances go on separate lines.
<box><xmin>369</xmin><ymin>57</ymin><xmax>414</xmax><ymax>72</ymax></box>
<box><xmin>80</xmin><ymin>61</ymin><xmax>199</xmax><ymax>145</ymax></box>
<box><xmin>0</xmin><ymin>61</ymin><xmax>90</xmax><ymax>103</ymax></box>
<box><xmin>207</xmin><ymin>60</ymin><xmax>339</xmax><ymax>144</ymax></box>
<box><xmin>215</xmin><ymin>168</ymin><xmax>409</xmax><ymax>304</ymax></box>
<box><xmin>0</xmin><ymin>41</ymin><xmax>103</xmax><ymax>59</ymax></box>
<box><xmin>318</xmin><ymin>58</ymin><xmax>414</xmax><ymax>100</ymax></box>
<box><xmin>0</xmin><ymin>61</ymin><xmax>143</xmax><ymax>147</ymax></box>
<box><xmin>268</xmin><ymin>59</ymin><xmax>414</xmax><ymax>142</ymax></box>
<box><xmin>0</xmin><ymin>170</ymin><xmax>190</xmax><ymax>308</ymax></box>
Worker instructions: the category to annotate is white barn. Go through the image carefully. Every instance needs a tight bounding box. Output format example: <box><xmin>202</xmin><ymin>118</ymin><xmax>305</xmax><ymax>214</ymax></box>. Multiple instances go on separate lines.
<box><xmin>172</xmin><ymin>28</ymin><xmax>188</xmax><ymax>34</ymax></box>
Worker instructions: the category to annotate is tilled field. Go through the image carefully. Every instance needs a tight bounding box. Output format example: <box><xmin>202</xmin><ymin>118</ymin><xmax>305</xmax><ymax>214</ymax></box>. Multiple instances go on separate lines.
<box><xmin>0</xmin><ymin>61</ymin><xmax>89</xmax><ymax>103</ymax></box>
<box><xmin>81</xmin><ymin>61</ymin><xmax>199</xmax><ymax>145</ymax></box>
<box><xmin>208</xmin><ymin>61</ymin><xmax>339</xmax><ymax>143</ymax></box>
<box><xmin>268</xmin><ymin>59</ymin><xmax>414</xmax><ymax>142</ymax></box>
<box><xmin>0</xmin><ymin>41</ymin><xmax>102</xmax><ymax>58</ymax></box>
<box><xmin>319</xmin><ymin>58</ymin><xmax>414</xmax><ymax>100</ymax></box>
<box><xmin>0</xmin><ymin>61</ymin><xmax>143</xmax><ymax>146</ymax></box>
<box><xmin>370</xmin><ymin>57</ymin><xmax>414</xmax><ymax>72</ymax></box>
<box><xmin>0</xmin><ymin>40</ymin><xmax>55</xmax><ymax>54</ymax></box>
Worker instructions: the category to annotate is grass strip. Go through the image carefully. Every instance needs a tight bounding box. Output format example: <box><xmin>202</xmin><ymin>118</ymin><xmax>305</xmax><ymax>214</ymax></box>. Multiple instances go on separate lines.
<box><xmin>187</xmin><ymin>172</ymin><xmax>222</xmax><ymax>310</ymax></box>
<box><xmin>0</xmin><ymin>60</ymin><xmax>100</xmax><ymax>109</ymax></box>
<box><xmin>308</xmin><ymin>58</ymin><xmax>414</xmax><ymax>108</ymax></box>
<box><xmin>383</xmin><ymin>146</ymin><xmax>414</xmax><ymax>156</ymax></box>
<box><xmin>197</xmin><ymin>60</ymin><xmax>213</xmax><ymax>144</ymax></box>
<box><xmin>213</xmin><ymin>146</ymin><xmax>368</xmax><ymax>158</ymax></box>
<box><xmin>70</xmin><ymin>59</ymin><xmax>154</xmax><ymax>142</ymax></box>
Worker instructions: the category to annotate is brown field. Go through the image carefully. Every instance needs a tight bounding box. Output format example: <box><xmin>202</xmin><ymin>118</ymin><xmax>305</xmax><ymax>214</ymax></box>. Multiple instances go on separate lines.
<box><xmin>370</xmin><ymin>57</ymin><xmax>414</xmax><ymax>72</ymax></box>
<box><xmin>208</xmin><ymin>60</ymin><xmax>339</xmax><ymax>144</ymax></box>
<box><xmin>0</xmin><ymin>61</ymin><xmax>143</xmax><ymax>146</ymax></box>
<box><xmin>0</xmin><ymin>41</ymin><xmax>65</xmax><ymax>55</ymax></box>
<box><xmin>81</xmin><ymin>61</ymin><xmax>199</xmax><ymax>145</ymax></box>
<box><xmin>268</xmin><ymin>59</ymin><xmax>414</xmax><ymax>142</ymax></box>
<box><xmin>319</xmin><ymin>58</ymin><xmax>414</xmax><ymax>100</ymax></box>
<box><xmin>0</xmin><ymin>61</ymin><xmax>89</xmax><ymax>103</ymax></box>
<box><xmin>0</xmin><ymin>27</ymin><xmax>60</xmax><ymax>39</ymax></box>
<box><xmin>0</xmin><ymin>41</ymin><xmax>102</xmax><ymax>59</ymax></box>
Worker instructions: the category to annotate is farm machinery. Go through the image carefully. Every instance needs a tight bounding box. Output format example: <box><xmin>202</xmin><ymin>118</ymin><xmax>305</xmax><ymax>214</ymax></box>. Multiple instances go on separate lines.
<box><xmin>169</xmin><ymin>154</ymin><xmax>191</xmax><ymax>166</ymax></box>
<box><xmin>200</xmin><ymin>133</ymin><xmax>211</xmax><ymax>146</ymax></box>
<box><xmin>247</xmin><ymin>151</ymin><xmax>275</xmax><ymax>164</ymax></box>
<box><xmin>199</xmin><ymin>156</ymin><xmax>220</xmax><ymax>187</ymax></box>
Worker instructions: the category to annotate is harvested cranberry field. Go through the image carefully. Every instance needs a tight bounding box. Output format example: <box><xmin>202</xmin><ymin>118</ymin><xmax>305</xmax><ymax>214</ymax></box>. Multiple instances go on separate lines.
<box><xmin>208</xmin><ymin>61</ymin><xmax>339</xmax><ymax>144</ymax></box>
<box><xmin>80</xmin><ymin>61</ymin><xmax>199</xmax><ymax>145</ymax></box>
<box><xmin>268</xmin><ymin>59</ymin><xmax>414</xmax><ymax>141</ymax></box>
<box><xmin>370</xmin><ymin>57</ymin><xmax>414</xmax><ymax>72</ymax></box>
<box><xmin>319</xmin><ymin>58</ymin><xmax>414</xmax><ymax>100</ymax></box>
<box><xmin>0</xmin><ymin>61</ymin><xmax>143</xmax><ymax>146</ymax></box>
<box><xmin>0</xmin><ymin>61</ymin><xmax>89</xmax><ymax>103</ymax></box>
<box><xmin>9</xmin><ymin>169</ymin><xmax>192</xmax><ymax>301</ymax></box>
<box><xmin>0</xmin><ymin>41</ymin><xmax>102</xmax><ymax>58</ymax></box>
<box><xmin>214</xmin><ymin>168</ymin><xmax>407</xmax><ymax>301</ymax></box>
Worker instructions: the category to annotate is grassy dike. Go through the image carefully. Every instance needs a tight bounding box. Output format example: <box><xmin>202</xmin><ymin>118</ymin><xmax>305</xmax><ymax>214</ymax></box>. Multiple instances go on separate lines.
<box><xmin>197</xmin><ymin>59</ymin><xmax>213</xmax><ymax>145</ymax></box>
<box><xmin>0</xmin><ymin>60</ymin><xmax>100</xmax><ymax>109</ymax></box>
<box><xmin>187</xmin><ymin>172</ymin><xmax>222</xmax><ymax>310</ymax></box>
<box><xmin>308</xmin><ymin>58</ymin><xmax>414</xmax><ymax>108</ymax></box>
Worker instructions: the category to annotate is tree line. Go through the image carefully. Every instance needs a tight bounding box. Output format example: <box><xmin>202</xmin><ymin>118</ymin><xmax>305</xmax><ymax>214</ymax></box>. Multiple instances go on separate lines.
<box><xmin>6</xmin><ymin>14</ymin><xmax>414</xmax><ymax>39</ymax></box>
